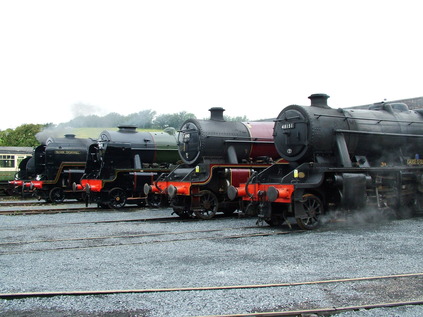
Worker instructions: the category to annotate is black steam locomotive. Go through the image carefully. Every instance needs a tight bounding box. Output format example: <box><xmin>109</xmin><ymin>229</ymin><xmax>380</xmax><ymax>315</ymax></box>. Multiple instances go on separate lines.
<box><xmin>145</xmin><ymin>107</ymin><xmax>281</xmax><ymax>219</ymax></box>
<box><xmin>26</xmin><ymin>134</ymin><xmax>95</xmax><ymax>203</ymax></box>
<box><xmin>75</xmin><ymin>126</ymin><xmax>179</xmax><ymax>208</ymax></box>
<box><xmin>228</xmin><ymin>94</ymin><xmax>423</xmax><ymax>229</ymax></box>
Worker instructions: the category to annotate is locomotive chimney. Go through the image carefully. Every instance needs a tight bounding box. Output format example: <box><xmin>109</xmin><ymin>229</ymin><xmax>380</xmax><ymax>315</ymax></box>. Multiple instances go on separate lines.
<box><xmin>209</xmin><ymin>107</ymin><xmax>225</xmax><ymax>121</ymax></box>
<box><xmin>309</xmin><ymin>93</ymin><xmax>330</xmax><ymax>108</ymax></box>
<box><xmin>118</xmin><ymin>126</ymin><xmax>137</xmax><ymax>133</ymax></box>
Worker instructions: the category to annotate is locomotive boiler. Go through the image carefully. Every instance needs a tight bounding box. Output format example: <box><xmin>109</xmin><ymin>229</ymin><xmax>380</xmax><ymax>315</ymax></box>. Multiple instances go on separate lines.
<box><xmin>28</xmin><ymin>134</ymin><xmax>95</xmax><ymax>203</ymax></box>
<box><xmin>145</xmin><ymin>107</ymin><xmax>281</xmax><ymax>219</ymax></box>
<box><xmin>75</xmin><ymin>126</ymin><xmax>179</xmax><ymax>208</ymax></box>
<box><xmin>228</xmin><ymin>94</ymin><xmax>423</xmax><ymax>229</ymax></box>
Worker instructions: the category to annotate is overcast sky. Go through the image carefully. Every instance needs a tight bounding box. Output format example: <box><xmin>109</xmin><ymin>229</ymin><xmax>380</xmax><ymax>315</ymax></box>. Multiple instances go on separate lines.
<box><xmin>1</xmin><ymin>0</ymin><xmax>422</xmax><ymax>130</ymax></box>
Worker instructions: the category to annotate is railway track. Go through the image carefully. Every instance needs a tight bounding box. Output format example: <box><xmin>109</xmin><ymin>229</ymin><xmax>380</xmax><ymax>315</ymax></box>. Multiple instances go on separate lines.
<box><xmin>0</xmin><ymin>199</ymin><xmax>77</xmax><ymax>207</ymax></box>
<box><xmin>200</xmin><ymin>300</ymin><xmax>423</xmax><ymax>317</ymax></box>
<box><xmin>0</xmin><ymin>272</ymin><xmax>423</xmax><ymax>302</ymax></box>
<box><xmin>0</xmin><ymin>206</ymin><xmax>100</xmax><ymax>215</ymax></box>
<box><xmin>0</xmin><ymin>212</ymin><xmax>248</xmax><ymax>231</ymax></box>
<box><xmin>0</xmin><ymin>226</ymin><xmax>295</xmax><ymax>255</ymax></box>
<box><xmin>0</xmin><ymin>203</ymin><xmax>151</xmax><ymax>215</ymax></box>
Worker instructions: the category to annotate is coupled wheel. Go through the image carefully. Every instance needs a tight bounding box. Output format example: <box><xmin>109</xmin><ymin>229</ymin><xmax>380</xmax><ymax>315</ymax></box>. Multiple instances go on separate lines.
<box><xmin>194</xmin><ymin>190</ymin><xmax>219</xmax><ymax>220</ymax></box>
<box><xmin>49</xmin><ymin>187</ymin><xmax>65</xmax><ymax>204</ymax></box>
<box><xmin>108</xmin><ymin>187</ymin><xmax>127</xmax><ymax>209</ymax></box>
<box><xmin>265</xmin><ymin>215</ymin><xmax>284</xmax><ymax>227</ymax></box>
<box><xmin>137</xmin><ymin>199</ymin><xmax>147</xmax><ymax>207</ymax></box>
<box><xmin>295</xmin><ymin>194</ymin><xmax>323</xmax><ymax>230</ymax></box>
<box><xmin>172</xmin><ymin>207</ymin><xmax>191</xmax><ymax>219</ymax></box>
<box><xmin>147</xmin><ymin>193</ymin><xmax>162</xmax><ymax>208</ymax></box>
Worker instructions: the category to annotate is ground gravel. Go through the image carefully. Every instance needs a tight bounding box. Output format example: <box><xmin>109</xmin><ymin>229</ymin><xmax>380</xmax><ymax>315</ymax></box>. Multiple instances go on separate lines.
<box><xmin>0</xmin><ymin>203</ymin><xmax>422</xmax><ymax>316</ymax></box>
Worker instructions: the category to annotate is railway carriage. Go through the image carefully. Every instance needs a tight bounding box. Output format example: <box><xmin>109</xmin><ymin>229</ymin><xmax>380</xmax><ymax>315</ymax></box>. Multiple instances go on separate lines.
<box><xmin>144</xmin><ymin>107</ymin><xmax>281</xmax><ymax>219</ymax></box>
<box><xmin>228</xmin><ymin>94</ymin><xmax>423</xmax><ymax>229</ymax></box>
<box><xmin>0</xmin><ymin>147</ymin><xmax>33</xmax><ymax>195</ymax></box>
<box><xmin>74</xmin><ymin>126</ymin><xmax>179</xmax><ymax>208</ymax></box>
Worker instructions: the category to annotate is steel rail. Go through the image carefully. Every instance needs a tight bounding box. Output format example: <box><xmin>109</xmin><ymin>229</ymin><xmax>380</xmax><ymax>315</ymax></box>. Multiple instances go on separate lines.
<box><xmin>0</xmin><ymin>213</ymin><xmax>236</xmax><ymax>231</ymax></box>
<box><xmin>0</xmin><ymin>225</ymin><xmax>268</xmax><ymax>246</ymax></box>
<box><xmin>0</xmin><ymin>206</ymin><xmax>99</xmax><ymax>215</ymax></box>
<box><xmin>0</xmin><ymin>229</ymin><xmax>294</xmax><ymax>255</ymax></box>
<box><xmin>1</xmin><ymin>272</ymin><xmax>422</xmax><ymax>299</ymax></box>
<box><xmin>196</xmin><ymin>300</ymin><xmax>423</xmax><ymax>317</ymax></box>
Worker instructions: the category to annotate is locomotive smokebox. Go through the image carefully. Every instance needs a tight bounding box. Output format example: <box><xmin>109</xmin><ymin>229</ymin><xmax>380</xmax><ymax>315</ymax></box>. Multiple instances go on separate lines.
<box><xmin>209</xmin><ymin>107</ymin><xmax>225</xmax><ymax>121</ymax></box>
<box><xmin>309</xmin><ymin>93</ymin><xmax>330</xmax><ymax>109</ymax></box>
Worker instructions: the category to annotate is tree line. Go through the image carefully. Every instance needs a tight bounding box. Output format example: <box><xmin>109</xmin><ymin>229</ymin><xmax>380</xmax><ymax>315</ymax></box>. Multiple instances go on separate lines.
<box><xmin>0</xmin><ymin>110</ymin><xmax>248</xmax><ymax>147</ymax></box>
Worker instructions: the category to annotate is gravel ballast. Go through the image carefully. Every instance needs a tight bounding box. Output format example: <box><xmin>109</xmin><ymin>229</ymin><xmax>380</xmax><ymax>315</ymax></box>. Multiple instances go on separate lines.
<box><xmin>0</xmin><ymin>205</ymin><xmax>422</xmax><ymax>316</ymax></box>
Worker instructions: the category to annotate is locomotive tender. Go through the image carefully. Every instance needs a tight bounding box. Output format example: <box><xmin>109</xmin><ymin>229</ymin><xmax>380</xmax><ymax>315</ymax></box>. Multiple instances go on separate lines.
<box><xmin>228</xmin><ymin>93</ymin><xmax>423</xmax><ymax>229</ymax></box>
<box><xmin>75</xmin><ymin>126</ymin><xmax>179</xmax><ymax>208</ymax></box>
<box><xmin>26</xmin><ymin>134</ymin><xmax>95</xmax><ymax>203</ymax></box>
<box><xmin>144</xmin><ymin>107</ymin><xmax>281</xmax><ymax>219</ymax></box>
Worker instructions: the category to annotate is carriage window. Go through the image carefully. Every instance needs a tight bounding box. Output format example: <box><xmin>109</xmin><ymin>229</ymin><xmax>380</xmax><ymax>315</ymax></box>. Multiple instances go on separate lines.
<box><xmin>0</xmin><ymin>155</ymin><xmax>15</xmax><ymax>168</ymax></box>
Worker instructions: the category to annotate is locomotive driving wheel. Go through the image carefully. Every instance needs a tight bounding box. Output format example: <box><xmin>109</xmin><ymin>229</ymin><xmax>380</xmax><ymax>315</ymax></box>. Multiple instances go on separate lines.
<box><xmin>49</xmin><ymin>187</ymin><xmax>65</xmax><ymax>204</ymax></box>
<box><xmin>194</xmin><ymin>190</ymin><xmax>219</xmax><ymax>220</ymax></box>
<box><xmin>295</xmin><ymin>193</ymin><xmax>323</xmax><ymax>230</ymax></box>
<box><xmin>108</xmin><ymin>187</ymin><xmax>127</xmax><ymax>209</ymax></box>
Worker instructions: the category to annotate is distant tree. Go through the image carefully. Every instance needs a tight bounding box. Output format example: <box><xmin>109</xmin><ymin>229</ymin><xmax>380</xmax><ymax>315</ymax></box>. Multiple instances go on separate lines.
<box><xmin>200</xmin><ymin>114</ymin><xmax>249</xmax><ymax>121</ymax></box>
<box><xmin>224</xmin><ymin>115</ymin><xmax>249</xmax><ymax>122</ymax></box>
<box><xmin>0</xmin><ymin>124</ymin><xmax>46</xmax><ymax>146</ymax></box>
<box><xmin>60</xmin><ymin>109</ymin><xmax>157</xmax><ymax>129</ymax></box>
<box><xmin>123</xmin><ymin>110</ymin><xmax>156</xmax><ymax>129</ymax></box>
<box><xmin>102</xmin><ymin>112</ymin><xmax>124</xmax><ymax>127</ymax></box>
<box><xmin>153</xmin><ymin>111</ymin><xmax>196</xmax><ymax>129</ymax></box>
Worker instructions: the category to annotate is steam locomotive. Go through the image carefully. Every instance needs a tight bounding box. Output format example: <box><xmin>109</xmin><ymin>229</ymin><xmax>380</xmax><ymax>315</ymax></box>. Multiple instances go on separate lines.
<box><xmin>74</xmin><ymin>126</ymin><xmax>179</xmax><ymax>208</ymax></box>
<box><xmin>228</xmin><ymin>94</ymin><xmax>423</xmax><ymax>229</ymax></box>
<box><xmin>144</xmin><ymin>107</ymin><xmax>281</xmax><ymax>219</ymax></box>
<box><xmin>22</xmin><ymin>134</ymin><xmax>95</xmax><ymax>203</ymax></box>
